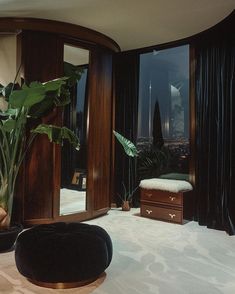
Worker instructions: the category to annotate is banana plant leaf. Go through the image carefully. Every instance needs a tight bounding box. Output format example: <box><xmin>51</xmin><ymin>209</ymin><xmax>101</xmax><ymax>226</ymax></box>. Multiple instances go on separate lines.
<box><xmin>43</xmin><ymin>77</ymin><xmax>67</xmax><ymax>93</ymax></box>
<box><xmin>31</xmin><ymin>124</ymin><xmax>80</xmax><ymax>150</ymax></box>
<box><xmin>1</xmin><ymin>118</ymin><xmax>17</xmax><ymax>132</ymax></box>
<box><xmin>0</xmin><ymin>83</ymin><xmax>14</xmax><ymax>99</ymax></box>
<box><xmin>10</xmin><ymin>84</ymin><xmax>45</xmax><ymax>108</ymax></box>
<box><xmin>9</xmin><ymin>78</ymin><xmax>67</xmax><ymax>109</ymax></box>
<box><xmin>28</xmin><ymin>96</ymin><xmax>55</xmax><ymax>119</ymax></box>
<box><xmin>29</xmin><ymin>84</ymin><xmax>70</xmax><ymax>119</ymax></box>
<box><xmin>0</xmin><ymin>108</ymin><xmax>17</xmax><ymax>117</ymax></box>
<box><xmin>64</xmin><ymin>62</ymin><xmax>84</xmax><ymax>88</ymax></box>
<box><xmin>113</xmin><ymin>130</ymin><xmax>137</xmax><ymax>157</ymax></box>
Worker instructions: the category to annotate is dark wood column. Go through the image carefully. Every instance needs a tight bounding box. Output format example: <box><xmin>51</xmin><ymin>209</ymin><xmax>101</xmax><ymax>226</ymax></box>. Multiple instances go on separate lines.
<box><xmin>18</xmin><ymin>30</ymin><xmax>63</xmax><ymax>223</ymax></box>
<box><xmin>87</xmin><ymin>49</ymin><xmax>113</xmax><ymax>217</ymax></box>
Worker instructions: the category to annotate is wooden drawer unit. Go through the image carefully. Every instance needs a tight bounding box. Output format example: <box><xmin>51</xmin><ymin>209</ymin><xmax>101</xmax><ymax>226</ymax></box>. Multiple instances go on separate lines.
<box><xmin>141</xmin><ymin>189</ymin><xmax>182</xmax><ymax>206</ymax></box>
<box><xmin>141</xmin><ymin>204</ymin><xmax>182</xmax><ymax>224</ymax></box>
<box><xmin>140</xmin><ymin>188</ymin><xmax>193</xmax><ymax>224</ymax></box>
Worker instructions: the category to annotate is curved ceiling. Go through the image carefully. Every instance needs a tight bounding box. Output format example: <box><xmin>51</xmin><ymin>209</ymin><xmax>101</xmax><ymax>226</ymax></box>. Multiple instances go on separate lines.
<box><xmin>0</xmin><ymin>0</ymin><xmax>234</xmax><ymax>50</ymax></box>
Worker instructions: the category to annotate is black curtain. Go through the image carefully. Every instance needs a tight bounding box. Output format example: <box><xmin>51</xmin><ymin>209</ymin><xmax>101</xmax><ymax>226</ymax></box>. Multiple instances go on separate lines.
<box><xmin>195</xmin><ymin>30</ymin><xmax>235</xmax><ymax>234</ymax></box>
<box><xmin>114</xmin><ymin>51</ymin><xmax>139</xmax><ymax>206</ymax></box>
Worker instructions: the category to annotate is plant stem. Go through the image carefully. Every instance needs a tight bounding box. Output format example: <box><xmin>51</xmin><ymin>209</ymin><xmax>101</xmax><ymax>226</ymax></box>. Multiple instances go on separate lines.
<box><xmin>0</xmin><ymin>163</ymin><xmax>4</xmax><ymax>183</ymax></box>
<box><xmin>6</xmin><ymin>107</ymin><xmax>27</xmax><ymax>219</ymax></box>
<box><xmin>0</xmin><ymin>139</ymin><xmax>8</xmax><ymax>178</ymax></box>
<box><xmin>0</xmin><ymin>126</ymin><xmax>10</xmax><ymax>164</ymax></box>
<box><xmin>11</xmin><ymin>63</ymin><xmax>22</xmax><ymax>96</ymax></box>
<box><xmin>17</xmin><ymin>132</ymin><xmax>37</xmax><ymax>168</ymax></box>
<box><xmin>128</xmin><ymin>157</ymin><xmax>131</xmax><ymax>200</ymax></box>
<box><xmin>122</xmin><ymin>181</ymin><xmax>127</xmax><ymax>201</ymax></box>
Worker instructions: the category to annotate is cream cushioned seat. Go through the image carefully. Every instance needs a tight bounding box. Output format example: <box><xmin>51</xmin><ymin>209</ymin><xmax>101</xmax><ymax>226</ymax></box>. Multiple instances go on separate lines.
<box><xmin>139</xmin><ymin>178</ymin><xmax>193</xmax><ymax>193</ymax></box>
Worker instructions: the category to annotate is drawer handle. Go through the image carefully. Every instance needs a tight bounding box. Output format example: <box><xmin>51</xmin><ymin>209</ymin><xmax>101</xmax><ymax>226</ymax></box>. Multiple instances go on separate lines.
<box><xmin>169</xmin><ymin>213</ymin><xmax>176</xmax><ymax>219</ymax></box>
<box><xmin>146</xmin><ymin>193</ymin><xmax>152</xmax><ymax>198</ymax></box>
<box><xmin>169</xmin><ymin>196</ymin><xmax>176</xmax><ymax>201</ymax></box>
<box><xmin>146</xmin><ymin>209</ymin><xmax>152</xmax><ymax>214</ymax></box>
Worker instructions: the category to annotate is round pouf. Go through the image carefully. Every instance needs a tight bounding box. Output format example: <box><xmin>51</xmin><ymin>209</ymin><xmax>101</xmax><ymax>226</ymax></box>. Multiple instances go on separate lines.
<box><xmin>15</xmin><ymin>222</ymin><xmax>112</xmax><ymax>289</ymax></box>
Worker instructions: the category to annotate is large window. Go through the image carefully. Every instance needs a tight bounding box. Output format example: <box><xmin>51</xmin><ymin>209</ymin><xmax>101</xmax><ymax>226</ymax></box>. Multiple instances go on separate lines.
<box><xmin>138</xmin><ymin>45</ymin><xmax>189</xmax><ymax>178</ymax></box>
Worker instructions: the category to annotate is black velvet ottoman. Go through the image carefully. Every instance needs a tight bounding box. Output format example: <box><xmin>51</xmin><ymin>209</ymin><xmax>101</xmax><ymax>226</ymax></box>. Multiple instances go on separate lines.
<box><xmin>15</xmin><ymin>222</ymin><xmax>112</xmax><ymax>289</ymax></box>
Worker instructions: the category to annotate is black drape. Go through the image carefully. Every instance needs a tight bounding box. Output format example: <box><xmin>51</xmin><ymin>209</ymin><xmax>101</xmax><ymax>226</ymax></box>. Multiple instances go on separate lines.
<box><xmin>114</xmin><ymin>51</ymin><xmax>139</xmax><ymax>206</ymax></box>
<box><xmin>195</xmin><ymin>34</ymin><xmax>235</xmax><ymax>234</ymax></box>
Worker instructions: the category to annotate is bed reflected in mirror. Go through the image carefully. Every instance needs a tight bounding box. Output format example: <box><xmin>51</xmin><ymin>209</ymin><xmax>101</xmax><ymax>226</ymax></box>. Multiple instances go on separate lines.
<box><xmin>60</xmin><ymin>44</ymin><xmax>89</xmax><ymax>216</ymax></box>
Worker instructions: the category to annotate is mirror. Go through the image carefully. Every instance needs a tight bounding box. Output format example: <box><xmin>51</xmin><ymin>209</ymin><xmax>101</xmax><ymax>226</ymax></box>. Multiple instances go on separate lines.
<box><xmin>60</xmin><ymin>44</ymin><xmax>89</xmax><ymax>216</ymax></box>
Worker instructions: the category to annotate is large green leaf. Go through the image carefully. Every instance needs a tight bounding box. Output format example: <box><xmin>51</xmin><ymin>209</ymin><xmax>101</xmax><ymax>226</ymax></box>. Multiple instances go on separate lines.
<box><xmin>0</xmin><ymin>108</ymin><xmax>17</xmax><ymax>117</ymax></box>
<box><xmin>60</xmin><ymin>126</ymin><xmax>80</xmax><ymax>149</ymax></box>
<box><xmin>113</xmin><ymin>130</ymin><xmax>137</xmax><ymax>157</ymax></box>
<box><xmin>31</xmin><ymin>124</ymin><xmax>80</xmax><ymax>150</ymax></box>
<box><xmin>9</xmin><ymin>78</ymin><xmax>68</xmax><ymax>110</ymax></box>
<box><xmin>1</xmin><ymin>118</ymin><xmax>16</xmax><ymax>132</ymax></box>
<box><xmin>29</xmin><ymin>79</ymin><xmax>70</xmax><ymax>118</ymax></box>
<box><xmin>54</xmin><ymin>87</ymin><xmax>71</xmax><ymax>107</ymax></box>
<box><xmin>28</xmin><ymin>96</ymin><xmax>54</xmax><ymax>118</ymax></box>
<box><xmin>1</xmin><ymin>83</ymin><xmax>14</xmax><ymax>99</ymax></box>
<box><xmin>43</xmin><ymin>77</ymin><xmax>67</xmax><ymax>92</ymax></box>
<box><xmin>64</xmin><ymin>62</ymin><xmax>84</xmax><ymax>87</ymax></box>
<box><xmin>9</xmin><ymin>84</ymin><xmax>46</xmax><ymax>109</ymax></box>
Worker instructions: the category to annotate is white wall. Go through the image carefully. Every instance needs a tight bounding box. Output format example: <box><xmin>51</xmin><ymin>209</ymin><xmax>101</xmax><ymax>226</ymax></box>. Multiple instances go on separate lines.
<box><xmin>0</xmin><ymin>35</ymin><xmax>17</xmax><ymax>86</ymax></box>
<box><xmin>64</xmin><ymin>44</ymin><xmax>89</xmax><ymax>66</ymax></box>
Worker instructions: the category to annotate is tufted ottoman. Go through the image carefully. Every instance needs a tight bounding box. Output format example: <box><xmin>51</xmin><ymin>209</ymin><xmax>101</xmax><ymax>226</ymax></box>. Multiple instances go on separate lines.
<box><xmin>15</xmin><ymin>222</ymin><xmax>112</xmax><ymax>289</ymax></box>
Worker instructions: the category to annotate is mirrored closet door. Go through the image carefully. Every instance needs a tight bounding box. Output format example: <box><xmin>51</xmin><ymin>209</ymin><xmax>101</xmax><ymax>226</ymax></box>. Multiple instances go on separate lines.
<box><xmin>60</xmin><ymin>44</ymin><xmax>89</xmax><ymax>216</ymax></box>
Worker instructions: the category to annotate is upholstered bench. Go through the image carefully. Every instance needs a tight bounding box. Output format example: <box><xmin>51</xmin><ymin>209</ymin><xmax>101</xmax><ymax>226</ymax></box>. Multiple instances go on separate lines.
<box><xmin>140</xmin><ymin>178</ymin><xmax>193</xmax><ymax>224</ymax></box>
<box><xmin>15</xmin><ymin>222</ymin><xmax>112</xmax><ymax>289</ymax></box>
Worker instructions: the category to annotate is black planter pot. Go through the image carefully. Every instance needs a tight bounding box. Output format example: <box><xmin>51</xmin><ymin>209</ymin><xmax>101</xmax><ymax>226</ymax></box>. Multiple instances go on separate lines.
<box><xmin>0</xmin><ymin>224</ymin><xmax>23</xmax><ymax>252</ymax></box>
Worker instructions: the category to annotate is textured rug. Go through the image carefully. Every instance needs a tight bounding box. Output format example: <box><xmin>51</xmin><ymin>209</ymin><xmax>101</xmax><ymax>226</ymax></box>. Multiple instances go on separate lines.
<box><xmin>0</xmin><ymin>208</ymin><xmax>235</xmax><ymax>294</ymax></box>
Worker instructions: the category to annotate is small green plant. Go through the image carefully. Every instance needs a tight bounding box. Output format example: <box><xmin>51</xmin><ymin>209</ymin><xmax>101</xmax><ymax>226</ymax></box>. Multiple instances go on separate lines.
<box><xmin>113</xmin><ymin>131</ymin><xmax>175</xmax><ymax>205</ymax></box>
<box><xmin>113</xmin><ymin>131</ymin><xmax>138</xmax><ymax>203</ymax></box>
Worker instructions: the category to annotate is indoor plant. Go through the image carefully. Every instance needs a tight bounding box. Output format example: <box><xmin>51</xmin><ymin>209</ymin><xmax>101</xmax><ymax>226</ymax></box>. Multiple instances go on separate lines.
<box><xmin>137</xmin><ymin>145</ymin><xmax>172</xmax><ymax>179</ymax></box>
<box><xmin>113</xmin><ymin>131</ymin><xmax>173</xmax><ymax>210</ymax></box>
<box><xmin>0</xmin><ymin>76</ymin><xmax>79</xmax><ymax>250</ymax></box>
<box><xmin>113</xmin><ymin>131</ymin><xmax>138</xmax><ymax>210</ymax></box>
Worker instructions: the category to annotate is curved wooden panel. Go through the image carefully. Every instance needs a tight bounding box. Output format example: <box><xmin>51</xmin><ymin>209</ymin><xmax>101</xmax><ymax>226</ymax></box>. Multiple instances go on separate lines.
<box><xmin>11</xmin><ymin>28</ymin><xmax>114</xmax><ymax>225</ymax></box>
<box><xmin>0</xmin><ymin>17</ymin><xmax>120</xmax><ymax>52</ymax></box>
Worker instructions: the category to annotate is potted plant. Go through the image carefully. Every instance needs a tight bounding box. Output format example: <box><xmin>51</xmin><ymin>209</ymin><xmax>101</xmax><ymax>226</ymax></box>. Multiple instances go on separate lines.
<box><xmin>0</xmin><ymin>76</ymin><xmax>79</xmax><ymax>251</ymax></box>
<box><xmin>113</xmin><ymin>131</ymin><xmax>138</xmax><ymax>211</ymax></box>
<box><xmin>137</xmin><ymin>145</ymin><xmax>172</xmax><ymax>179</ymax></box>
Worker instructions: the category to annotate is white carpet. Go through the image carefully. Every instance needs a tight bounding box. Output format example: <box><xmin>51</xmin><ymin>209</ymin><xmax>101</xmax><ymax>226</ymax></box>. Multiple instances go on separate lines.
<box><xmin>1</xmin><ymin>208</ymin><xmax>235</xmax><ymax>294</ymax></box>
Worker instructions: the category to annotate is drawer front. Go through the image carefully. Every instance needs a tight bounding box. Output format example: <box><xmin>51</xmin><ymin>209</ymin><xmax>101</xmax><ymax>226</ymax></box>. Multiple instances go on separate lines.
<box><xmin>141</xmin><ymin>204</ymin><xmax>182</xmax><ymax>224</ymax></box>
<box><xmin>141</xmin><ymin>189</ymin><xmax>182</xmax><ymax>205</ymax></box>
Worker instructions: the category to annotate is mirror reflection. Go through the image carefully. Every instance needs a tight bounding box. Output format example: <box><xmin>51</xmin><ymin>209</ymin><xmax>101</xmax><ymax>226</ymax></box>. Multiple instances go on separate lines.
<box><xmin>60</xmin><ymin>44</ymin><xmax>89</xmax><ymax>216</ymax></box>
